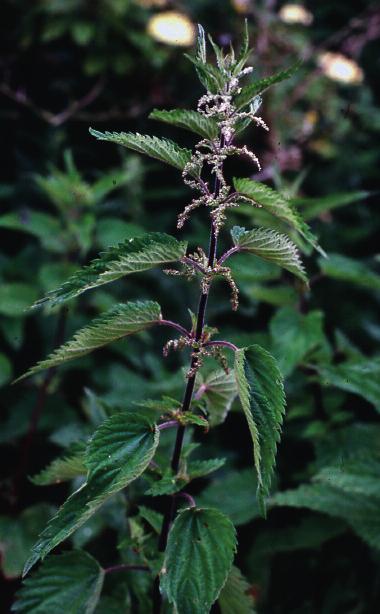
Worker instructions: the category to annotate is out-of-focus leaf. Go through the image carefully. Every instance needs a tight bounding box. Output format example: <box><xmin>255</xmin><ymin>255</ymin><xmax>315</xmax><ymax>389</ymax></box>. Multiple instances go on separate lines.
<box><xmin>318</xmin><ymin>253</ymin><xmax>380</xmax><ymax>290</ymax></box>
<box><xmin>0</xmin><ymin>505</ymin><xmax>53</xmax><ymax>579</ymax></box>
<box><xmin>0</xmin><ymin>284</ymin><xmax>39</xmax><ymax>317</ymax></box>
<box><xmin>293</xmin><ymin>191</ymin><xmax>369</xmax><ymax>220</ymax></box>
<box><xmin>270</xmin><ymin>307</ymin><xmax>325</xmax><ymax>376</ymax></box>
<box><xmin>316</xmin><ymin>358</ymin><xmax>380</xmax><ymax>410</ymax></box>
<box><xmin>219</xmin><ymin>565</ymin><xmax>256</xmax><ymax>614</ymax></box>
<box><xmin>198</xmin><ymin>469</ymin><xmax>260</xmax><ymax>525</ymax></box>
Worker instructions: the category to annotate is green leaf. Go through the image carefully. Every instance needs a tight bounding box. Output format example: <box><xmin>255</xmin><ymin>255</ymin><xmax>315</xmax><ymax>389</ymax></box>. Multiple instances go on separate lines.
<box><xmin>0</xmin><ymin>211</ymin><xmax>63</xmax><ymax>253</ymax></box>
<box><xmin>138</xmin><ymin>505</ymin><xmax>163</xmax><ymax>534</ymax></box>
<box><xmin>198</xmin><ymin>469</ymin><xmax>260</xmax><ymax>526</ymax></box>
<box><xmin>0</xmin><ymin>353</ymin><xmax>12</xmax><ymax>387</ymax></box>
<box><xmin>231</xmin><ymin>226</ymin><xmax>307</xmax><ymax>284</ymax></box>
<box><xmin>23</xmin><ymin>413</ymin><xmax>159</xmax><ymax>574</ymax></box>
<box><xmin>185</xmin><ymin>54</ymin><xmax>225</xmax><ymax>94</ymax></box>
<box><xmin>196</xmin><ymin>369</ymin><xmax>237</xmax><ymax>427</ymax></box>
<box><xmin>316</xmin><ymin>357</ymin><xmax>380</xmax><ymax>410</ymax></box>
<box><xmin>187</xmin><ymin>458</ymin><xmax>226</xmax><ymax>479</ymax></box>
<box><xmin>318</xmin><ymin>253</ymin><xmax>380</xmax><ymax>290</ymax></box>
<box><xmin>89</xmin><ymin>129</ymin><xmax>192</xmax><ymax>172</ymax></box>
<box><xmin>235</xmin><ymin>61</ymin><xmax>301</xmax><ymax>109</ymax></box>
<box><xmin>270</xmin><ymin>307</ymin><xmax>325</xmax><ymax>376</ymax></box>
<box><xmin>150</xmin><ymin>108</ymin><xmax>218</xmax><ymax>140</ymax></box>
<box><xmin>161</xmin><ymin>507</ymin><xmax>236</xmax><ymax>613</ymax></box>
<box><xmin>315</xmin><ymin>457</ymin><xmax>380</xmax><ymax>499</ymax></box>
<box><xmin>0</xmin><ymin>505</ymin><xmax>53</xmax><ymax>579</ymax></box>
<box><xmin>34</xmin><ymin>233</ymin><xmax>187</xmax><ymax>308</ymax></box>
<box><xmin>234</xmin><ymin>345</ymin><xmax>286</xmax><ymax>515</ymax></box>
<box><xmin>269</xmin><ymin>481</ymin><xmax>380</xmax><ymax>550</ymax></box>
<box><xmin>31</xmin><ymin>443</ymin><xmax>87</xmax><ymax>486</ymax></box>
<box><xmin>219</xmin><ymin>565</ymin><xmax>256</xmax><ymax>614</ymax></box>
<box><xmin>148</xmin><ymin>477</ymin><xmax>186</xmax><ymax>497</ymax></box>
<box><xmin>14</xmin><ymin>551</ymin><xmax>104</xmax><ymax>613</ymax></box>
<box><xmin>293</xmin><ymin>190</ymin><xmax>369</xmax><ymax>220</ymax></box>
<box><xmin>16</xmin><ymin>301</ymin><xmax>161</xmax><ymax>381</ymax></box>
<box><xmin>233</xmin><ymin>177</ymin><xmax>325</xmax><ymax>256</ymax></box>
<box><xmin>0</xmin><ymin>283</ymin><xmax>39</xmax><ymax>318</ymax></box>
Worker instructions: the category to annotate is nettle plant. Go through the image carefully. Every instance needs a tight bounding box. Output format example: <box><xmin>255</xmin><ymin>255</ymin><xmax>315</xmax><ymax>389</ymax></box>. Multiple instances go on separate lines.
<box><xmin>14</xmin><ymin>25</ymin><xmax>322</xmax><ymax>614</ymax></box>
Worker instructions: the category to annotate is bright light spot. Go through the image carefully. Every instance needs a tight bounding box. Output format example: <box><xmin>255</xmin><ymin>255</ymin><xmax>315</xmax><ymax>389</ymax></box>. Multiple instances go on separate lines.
<box><xmin>279</xmin><ymin>4</ymin><xmax>314</xmax><ymax>26</ymax></box>
<box><xmin>318</xmin><ymin>52</ymin><xmax>363</xmax><ymax>85</ymax></box>
<box><xmin>147</xmin><ymin>11</ymin><xmax>196</xmax><ymax>47</ymax></box>
<box><xmin>231</xmin><ymin>0</ymin><xmax>252</xmax><ymax>13</ymax></box>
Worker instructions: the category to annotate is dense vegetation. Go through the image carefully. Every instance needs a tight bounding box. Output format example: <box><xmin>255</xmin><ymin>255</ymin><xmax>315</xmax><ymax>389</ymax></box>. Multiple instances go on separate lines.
<box><xmin>1</xmin><ymin>1</ymin><xmax>380</xmax><ymax>612</ymax></box>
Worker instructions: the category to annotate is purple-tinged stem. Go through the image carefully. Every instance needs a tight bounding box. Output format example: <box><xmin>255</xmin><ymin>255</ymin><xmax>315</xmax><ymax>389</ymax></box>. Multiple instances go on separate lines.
<box><xmin>217</xmin><ymin>245</ymin><xmax>240</xmax><ymax>265</ymax></box>
<box><xmin>182</xmin><ymin>256</ymin><xmax>206</xmax><ymax>273</ymax></box>
<box><xmin>175</xmin><ymin>492</ymin><xmax>196</xmax><ymax>508</ymax></box>
<box><xmin>158</xmin><ymin>420</ymin><xmax>178</xmax><ymax>431</ymax></box>
<box><xmin>204</xmin><ymin>340</ymin><xmax>238</xmax><ymax>352</ymax></box>
<box><xmin>158</xmin><ymin>319</ymin><xmax>190</xmax><ymax>337</ymax></box>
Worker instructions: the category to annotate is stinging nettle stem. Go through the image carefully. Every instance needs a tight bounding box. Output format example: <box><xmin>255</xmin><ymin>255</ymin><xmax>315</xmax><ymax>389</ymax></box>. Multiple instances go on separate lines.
<box><xmin>153</xmin><ymin>139</ymin><xmax>225</xmax><ymax>613</ymax></box>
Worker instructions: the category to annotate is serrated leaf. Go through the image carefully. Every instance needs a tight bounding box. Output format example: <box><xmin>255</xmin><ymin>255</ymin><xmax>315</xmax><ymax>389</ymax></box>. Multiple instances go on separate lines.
<box><xmin>197</xmin><ymin>469</ymin><xmax>260</xmax><ymax>526</ymax></box>
<box><xmin>16</xmin><ymin>301</ymin><xmax>161</xmax><ymax>381</ymax></box>
<box><xmin>270</xmin><ymin>307</ymin><xmax>325</xmax><ymax>376</ymax></box>
<box><xmin>24</xmin><ymin>412</ymin><xmax>159</xmax><ymax>574</ymax></box>
<box><xmin>34</xmin><ymin>233</ymin><xmax>187</xmax><ymax>308</ymax></box>
<box><xmin>146</xmin><ymin>469</ymin><xmax>186</xmax><ymax>496</ymax></box>
<box><xmin>234</xmin><ymin>345</ymin><xmax>286</xmax><ymax>515</ymax></box>
<box><xmin>179</xmin><ymin>412</ymin><xmax>209</xmax><ymax>429</ymax></box>
<box><xmin>196</xmin><ymin>369</ymin><xmax>237</xmax><ymax>427</ymax></box>
<box><xmin>14</xmin><ymin>551</ymin><xmax>104</xmax><ymax>613</ymax></box>
<box><xmin>161</xmin><ymin>507</ymin><xmax>236</xmax><ymax>613</ymax></box>
<box><xmin>31</xmin><ymin>443</ymin><xmax>87</xmax><ymax>486</ymax></box>
<box><xmin>185</xmin><ymin>54</ymin><xmax>226</xmax><ymax>94</ymax></box>
<box><xmin>233</xmin><ymin>177</ymin><xmax>325</xmax><ymax>255</ymax></box>
<box><xmin>316</xmin><ymin>357</ymin><xmax>380</xmax><ymax>410</ymax></box>
<box><xmin>235</xmin><ymin>61</ymin><xmax>301</xmax><ymax>109</ymax></box>
<box><xmin>219</xmin><ymin>565</ymin><xmax>256</xmax><ymax>614</ymax></box>
<box><xmin>231</xmin><ymin>226</ymin><xmax>307</xmax><ymax>284</ymax></box>
<box><xmin>89</xmin><ymin>129</ymin><xmax>193</xmax><ymax>173</ymax></box>
<box><xmin>150</xmin><ymin>108</ymin><xmax>218</xmax><ymax>140</ymax></box>
<box><xmin>318</xmin><ymin>253</ymin><xmax>380</xmax><ymax>290</ymax></box>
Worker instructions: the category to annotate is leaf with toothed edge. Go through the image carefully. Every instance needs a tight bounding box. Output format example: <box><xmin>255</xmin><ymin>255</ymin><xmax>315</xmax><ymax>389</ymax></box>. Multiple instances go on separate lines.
<box><xmin>231</xmin><ymin>226</ymin><xmax>308</xmax><ymax>284</ymax></box>
<box><xmin>235</xmin><ymin>61</ymin><xmax>302</xmax><ymax>109</ymax></box>
<box><xmin>233</xmin><ymin>177</ymin><xmax>325</xmax><ymax>256</ymax></box>
<box><xmin>23</xmin><ymin>412</ymin><xmax>159</xmax><ymax>575</ymax></box>
<box><xmin>32</xmin><ymin>233</ymin><xmax>187</xmax><ymax>309</ymax></box>
<box><xmin>30</xmin><ymin>443</ymin><xmax>87</xmax><ymax>486</ymax></box>
<box><xmin>15</xmin><ymin>301</ymin><xmax>161</xmax><ymax>382</ymax></box>
<box><xmin>13</xmin><ymin>551</ymin><xmax>104</xmax><ymax>613</ymax></box>
<box><xmin>149</xmin><ymin>109</ymin><xmax>218</xmax><ymax>140</ymax></box>
<box><xmin>234</xmin><ymin>345</ymin><xmax>286</xmax><ymax>516</ymax></box>
<box><xmin>161</xmin><ymin>507</ymin><xmax>236</xmax><ymax>613</ymax></box>
<box><xmin>89</xmin><ymin>129</ymin><xmax>194</xmax><ymax>174</ymax></box>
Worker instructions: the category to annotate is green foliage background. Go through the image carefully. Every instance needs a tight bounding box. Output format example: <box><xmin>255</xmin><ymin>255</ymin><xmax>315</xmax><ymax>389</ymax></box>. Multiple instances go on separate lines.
<box><xmin>1</xmin><ymin>0</ymin><xmax>379</xmax><ymax>612</ymax></box>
